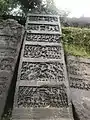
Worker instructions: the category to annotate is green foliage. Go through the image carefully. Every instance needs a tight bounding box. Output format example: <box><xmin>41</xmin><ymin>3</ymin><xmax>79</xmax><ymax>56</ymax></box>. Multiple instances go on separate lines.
<box><xmin>0</xmin><ymin>0</ymin><xmax>9</xmax><ymax>15</ymax></box>
<box><xmin>0</xmin><ymin>0</ymin><xmax>69</xmax><ymax>19</ymax></box>
<box><xmin>0</xmin><ymin>0</ymin><xmax>17</xmax><ymax>15</ymax></box>
<box><xmin>62</xmin><ymin>27</ymin><xmax>90</xmax><ymax>58</ymax></box>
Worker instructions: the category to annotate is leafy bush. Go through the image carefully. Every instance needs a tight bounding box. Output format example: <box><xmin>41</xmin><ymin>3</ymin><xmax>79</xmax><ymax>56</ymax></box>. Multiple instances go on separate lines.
<box><xmin>62</xmin><ymin>27</ymin><xmax>90</xmax><ymax>58</ymax></box>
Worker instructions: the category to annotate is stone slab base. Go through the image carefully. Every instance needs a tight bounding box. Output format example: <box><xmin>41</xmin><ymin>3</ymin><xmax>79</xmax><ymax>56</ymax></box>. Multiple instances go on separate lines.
<box><xmin>12</xmin><ymin>107</ymin><xmax>73</xmax><ymax>120</ymax></box>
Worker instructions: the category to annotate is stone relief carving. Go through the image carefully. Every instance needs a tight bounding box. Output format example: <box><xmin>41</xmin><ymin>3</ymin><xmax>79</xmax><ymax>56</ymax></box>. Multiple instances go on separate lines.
<box><xmin>20</xmin><ymin>62</ymin><xmax>65</xmax><ymax>81</ymax></box>
<box><xmin>28</xmin><ymin>16</ymin><xmax>58</xmax><ymax>22</ymax></box>
<box><xmin>23</xmin><ymin>45</ymin><xmax>62</xmax><ymax>59</ymax></box>
<box><xmin>0</xmin><ymin>58</ymin><xmax>14</xmax><ymax>71</ymax></box>
<box><xmin>17</xmin><ymin>84</ymin><xmax>68</xmax><ymax>108</ymax></box>
<box><xmin>69</xmin><ymin>77</ymin><xmax>90</xmax><ymax>90</ymax></box>
<box><xmin>27</xmin><ymin>24</ymin><xmax>59</xmax><ymax>32</ymax></box>
<box><xmin>26</xmin><ymin>33</ymin><xmax>60</xmax><ymax>43</ymax></box>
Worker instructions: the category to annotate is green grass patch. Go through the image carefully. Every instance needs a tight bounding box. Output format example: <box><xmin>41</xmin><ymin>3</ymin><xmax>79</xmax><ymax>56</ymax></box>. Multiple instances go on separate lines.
<box><xmin>62</xmin><ymin>27</ymin><xmax>90</xmax><ymax>58</ymax></box>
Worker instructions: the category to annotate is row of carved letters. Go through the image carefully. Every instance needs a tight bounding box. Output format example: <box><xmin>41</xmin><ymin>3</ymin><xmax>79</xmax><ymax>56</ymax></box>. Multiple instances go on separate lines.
<box><xmin>28</xmin><ymin>16</ymin><xmax>58</xmax><ymax>22</ymax></box>
<box><xmin>17</xmin><ymin>85</ymin><xmax>68</xmax><ymax>108</ymax></box>
<box><xmin>20</xmin><ymin>62</ymin><xmax>65</xmax><ymax>81</ymax></box>
<box><xmin>27</xmin><ymin>24</ymin><xmax>59</xmax><ymax>32</ymax></box>
<box><xmin>23</xmin><ymin>45</ymin><xmax>62</xmax><ymax>59</ymax></box>
<box><xmin>26</xmin><ymin>33</ymin><xmax>60</xmax><ymax>43</ymax></box>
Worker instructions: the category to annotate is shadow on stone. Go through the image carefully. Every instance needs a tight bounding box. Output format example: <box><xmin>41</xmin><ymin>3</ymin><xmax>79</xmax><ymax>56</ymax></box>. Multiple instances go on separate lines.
<box><xmin>72</xmin><ymin>102</ymin><xmax>80</xmax><ymax>120</ymax></box>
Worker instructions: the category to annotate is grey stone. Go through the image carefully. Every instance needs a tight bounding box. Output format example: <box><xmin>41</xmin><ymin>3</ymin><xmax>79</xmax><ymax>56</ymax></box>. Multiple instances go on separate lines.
<box><xmin>0</xmin><ymin>19</ymin><xmax>24</xmax><ymax>119</ymax></box>
<box><xmin>67</xmin><ymin>55</ymin><xmax>90</xmax><ymax>120</ymax></box>
<box><xmin>12</xmin><ymin>14</ymin><xmax>73</xmax><ymax>120</ymax></box>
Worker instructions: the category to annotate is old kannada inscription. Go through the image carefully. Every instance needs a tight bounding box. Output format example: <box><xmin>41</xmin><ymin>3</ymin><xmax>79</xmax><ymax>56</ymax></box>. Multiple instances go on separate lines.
<box><xmin>26</xmin><ymin>33</ymin><xmax>61</xmax><ymax>43</ymax></box>
<box><xmin>28</xmin><ymin>16</ymin><xmax>58</xmax><ymax>22</ymax></box>
<box><xmin>27</xmin><ymin>24</ymin><xmax>59</xmax><ymax>32</ymax></box>
<box><xmin>17</xmin><ymin>84</ymin><xmax>68</xmax><ymax>108</ymax></box>
<box><xmin>23</xmin><ymin>45</ymin><xmax>62</xmax><ymax>59</ymax></box>
<box><xmin>20</xmin><ymin>62</ymin><xmax>65</xmax><ymax>81</ymax></box>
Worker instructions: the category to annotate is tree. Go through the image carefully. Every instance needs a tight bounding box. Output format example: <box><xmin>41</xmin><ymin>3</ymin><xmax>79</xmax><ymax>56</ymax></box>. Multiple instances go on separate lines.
<box><xmin>0</xmin><ymin>0</ymin><xmax>10</xmax><ymax>15</ymax></box>
<box><xmin>15</xmin><ymin>0</ymin><xmax>69</xmax><ymax>17</ymax></box>
<box><xmin>0</xmin><ymin>0</ymin><xmax>19</xmax><ymax>15</ymax></box>
<box><xmin>0</xmin><ymin>0</ymin><xmax>69</xmax><ymax>25</ymax></box>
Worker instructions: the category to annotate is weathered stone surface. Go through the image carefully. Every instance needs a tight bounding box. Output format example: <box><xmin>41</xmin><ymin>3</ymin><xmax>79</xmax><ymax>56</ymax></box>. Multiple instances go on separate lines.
<box><xmin>0</xmin><ymin>19</ymin><xmax>24</xmax><ymax>119</ymax></box>
<box><xmin>12</xmin><ymin>14</ymin><xmax>73</xmax><ymax>120</ymax></box>
<box><xmin>67</xmin><ymin>55</ymin><xmax>90</xmax><ymax>120</ymax></box>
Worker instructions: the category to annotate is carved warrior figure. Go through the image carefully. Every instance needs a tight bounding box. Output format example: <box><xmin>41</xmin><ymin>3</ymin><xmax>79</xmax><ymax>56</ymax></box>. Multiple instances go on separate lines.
<box><xmin>12</xmin><ymin>14</ymin><xmax>73</xmax><ymax>120</ymax></box>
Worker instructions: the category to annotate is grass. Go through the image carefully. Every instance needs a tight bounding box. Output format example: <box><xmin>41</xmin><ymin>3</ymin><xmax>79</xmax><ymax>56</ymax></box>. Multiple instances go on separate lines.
<box><xmin>64</xmin><ymin>44</ymin><xmax>90</xmax><ymax>58</ymax></box>
<box><xmin>62</xmin><ymin>27</ymin><xmax>90</xmax><ymax>58</ymax></box>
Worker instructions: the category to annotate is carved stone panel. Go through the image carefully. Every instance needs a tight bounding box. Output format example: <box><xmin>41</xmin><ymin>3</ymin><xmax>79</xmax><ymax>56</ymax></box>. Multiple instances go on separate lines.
<box><xmin>27</xmin><ymin>24</ymin><xmax>59</xmax><ymax>32</ymax></box>
<box><xmin>26</xmin><ymin>33</ymin><xmax>61</xmax><ymax>43</ymax></box>
<box><xmin>23</xmin><ymin>45</ymin><xmax>62</xmax><ymax>59</ymax></box>
<box><xmin>20</xmin><ymin>62</ymin><xmax>65</xmax><ymax>82</ymax></box>
<box><xmin>28</xmin><ymin>16</ymin><xmax>58</xmax><ymax>22</ymax></box>
<box><xmin>17</xmin><ymin>84</ymin><xmax>68</xmax><ymax>108</ymax></box>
